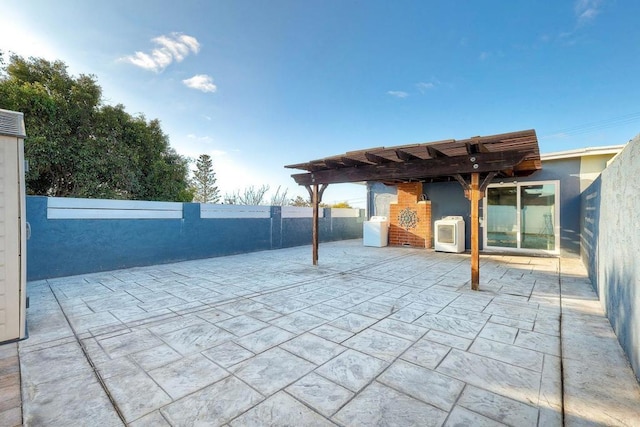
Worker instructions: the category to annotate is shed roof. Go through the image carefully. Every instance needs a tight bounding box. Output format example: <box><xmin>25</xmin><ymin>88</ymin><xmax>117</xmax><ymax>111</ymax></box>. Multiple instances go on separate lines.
<box><xmin>286</xmin><ymin>129</ymin><xmax>541</xmax><ymax>186</ymax></box>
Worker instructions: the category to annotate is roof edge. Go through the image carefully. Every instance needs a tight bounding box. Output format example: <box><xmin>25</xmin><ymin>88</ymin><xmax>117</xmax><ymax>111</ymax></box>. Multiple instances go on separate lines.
<box><xmin>541</xmin><ymin>144</ymin><xmax>626</xmax><ymax>161</ymax></box>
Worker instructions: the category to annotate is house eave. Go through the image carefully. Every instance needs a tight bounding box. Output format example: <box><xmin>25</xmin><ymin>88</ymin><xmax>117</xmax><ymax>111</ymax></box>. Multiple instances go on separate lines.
<box><xmin>541</xmin><ymin>145</ymin><xmax>626</xmax><ymax>161</ymax></box>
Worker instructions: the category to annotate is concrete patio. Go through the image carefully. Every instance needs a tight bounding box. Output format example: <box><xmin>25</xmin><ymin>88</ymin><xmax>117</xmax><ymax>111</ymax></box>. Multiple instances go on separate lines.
<box><xmin>2</xmin><ymin>240</ymin><xmax>640</xmax><ymax>426</ymax></box>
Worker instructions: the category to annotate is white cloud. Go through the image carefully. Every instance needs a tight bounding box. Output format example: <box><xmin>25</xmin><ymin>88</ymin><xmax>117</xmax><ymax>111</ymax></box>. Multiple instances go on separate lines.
<box><xmin>575</xmin><ymin>0</ymin><xmax>602</xmax><ymax>25</ymax></box>
<box><xmin>549</xmin><ymin>1</ymin><xmax>603</xmax><ymax>46</ymax></box>
<box><xmin>387</xmin><ymin>90</ymin><xmax>409</xmax><ymax>98</ymax></box>
<box><xmin>186</xmin><ymin>133</ymin><xmax>214</xmax><ymax>143</ymax></box>
<box><xmin>479</xmin><ymin>51</ymin><xmax>490</xmax><ymax>61</ymax></box>
<box><xmin>416</xmin><ymin>82</ymin><xmax>434</xmax><ymax>92</ymax></box>
<box><xmin>119</xmin><ymin>32</ymin><xmax>200</xmax><ymax>72</ymax></box>
<box><xmin>183</xmin><ymin>74</ymin><xmax>217</xmax><ymax>93</ymax></box>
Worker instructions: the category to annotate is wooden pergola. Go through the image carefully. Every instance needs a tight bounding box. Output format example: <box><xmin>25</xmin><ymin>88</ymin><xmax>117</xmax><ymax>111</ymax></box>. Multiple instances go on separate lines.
<box><xmin>285</xmin><ymin>129</ymin><xmax>541</xmax><ymax>290</ymax></box>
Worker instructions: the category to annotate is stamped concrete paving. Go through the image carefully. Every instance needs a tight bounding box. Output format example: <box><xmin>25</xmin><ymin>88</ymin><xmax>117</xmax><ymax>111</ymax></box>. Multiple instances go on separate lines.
<box><xmin>10</xmin><ymin>240</ymin><xmax>640</xmax><ymax>426</ymax></box>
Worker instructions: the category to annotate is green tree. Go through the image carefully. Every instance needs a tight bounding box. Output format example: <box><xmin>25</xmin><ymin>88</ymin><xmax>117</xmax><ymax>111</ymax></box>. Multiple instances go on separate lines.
<box><xmin>331</xmin><ymin>201</ymin><xmax>353</xmax><ymax>208</ymax></box>
<box><xmin>290</xmin><ymin>195</ymin><xmax>311</xmax><ymax>207</ymax></box>
<box><xmin>191</xmin><ymin>154</ymin><xmax>220</xmax><ymax>203</ymax></box>
<box><xmin>287</xmin><ymin>195</ymin><xmax>333</xmax><ymax>208</ymax></box>
<box><xmin>0</xmin><ymin>54</ymin><xmax>192</xmax><ymax>201</ymax></box>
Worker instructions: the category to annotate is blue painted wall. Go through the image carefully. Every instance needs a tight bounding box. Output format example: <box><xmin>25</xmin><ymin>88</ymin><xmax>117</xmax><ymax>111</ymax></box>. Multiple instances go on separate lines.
<box><xmin>26</xmin><ymin>197</ymin><xmax>364</xmax><ymax>280</ymax></box>
<box><xmin>581</xmin><ymin>177</ymin><xmax>600</xmax><ymax>287</ymax></box>
<box><xmin>366</xmin><ymin>182</ymin><xmax>397</xmax><ymax>217</ymax></box>
<box><xmin>423</xmin><ymin>181</ymin><xmax>473</xmax><ymax>249</ymax></box>
<box><xmin>367</xmin><ymin>158</ymin><xmax>583</xmax><ymax>256</ymax></box>
<box><xmin>280</xmin><ymin>211</ymin><xmax>363</xmax><ymax>248</ymax></box>
<box><xmin>581</xmin><ymin>136</ymin><xmax>640</xmax><ymax>381</ymax></box>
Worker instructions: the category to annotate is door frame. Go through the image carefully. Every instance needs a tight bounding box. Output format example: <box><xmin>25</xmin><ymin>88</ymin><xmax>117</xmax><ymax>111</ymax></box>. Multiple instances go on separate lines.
<box><xmin>482</xmin><ymin>180</ymin><xmax>560</xmax><ymax>255</ymax></box>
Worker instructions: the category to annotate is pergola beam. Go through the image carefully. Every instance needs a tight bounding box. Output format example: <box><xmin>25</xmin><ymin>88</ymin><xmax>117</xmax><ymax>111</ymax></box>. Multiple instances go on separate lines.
<box><xmin>395</xmin><ymin>149</ymin><xmax>422</xmax><ymax>161</ymax></box>
<box><xmin>454</xmin><ymin>174</ymin><xmax>470</xmax><ymax>199</ymax></box>
<box><xmin>427</xmin><ymin>146</ymin><xmax>448</xmax><ymax>159</ymax></box>
<box><xmin>293</xmin><ymin>152</ymin><xmax>529</xmax><ymax>186</ymax></box>
<box><xmin>465</xmin><ymin>137</ymin><xmax>490</xmax><ymax>155</ymax></box>
<box><xmin>340</xmin><ymin>157</ymin><xmax>370</xmax><ymax>167</ymax></box>
<box><xmin>364</xmin><ymin>152</ymin><xmax>395</xmax><ymax>164</ymax></box>
<box><xmin>480</xmin><ymin>171</ymin><xmax>498</xmax><ymax>192</ymax></box>
<box><xmin>323</xmin><ymin>159</ymin><xmax>343</xmax><ymax>169</ymax></box>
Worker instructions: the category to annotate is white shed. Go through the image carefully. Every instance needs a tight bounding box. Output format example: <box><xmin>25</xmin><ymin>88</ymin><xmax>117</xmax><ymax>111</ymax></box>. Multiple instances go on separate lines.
<box><xmin>0</xmin><ymin>109</ymin><xmax>27</xmax><ymax>343</ymax></box>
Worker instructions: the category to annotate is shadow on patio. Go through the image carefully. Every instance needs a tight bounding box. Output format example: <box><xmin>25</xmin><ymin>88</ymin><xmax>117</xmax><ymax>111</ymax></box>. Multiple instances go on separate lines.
<box><xmin>4</xmin><ymin>240</ymin><xmax>640</xmax><ymax>426</ymax></box>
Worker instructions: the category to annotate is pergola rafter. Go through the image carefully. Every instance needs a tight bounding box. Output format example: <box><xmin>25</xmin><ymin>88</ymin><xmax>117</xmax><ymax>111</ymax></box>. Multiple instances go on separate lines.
<box><xmin>285</xmin><ymin>129</ymin><xmax>541</xmax><ymax>290</ymax></box>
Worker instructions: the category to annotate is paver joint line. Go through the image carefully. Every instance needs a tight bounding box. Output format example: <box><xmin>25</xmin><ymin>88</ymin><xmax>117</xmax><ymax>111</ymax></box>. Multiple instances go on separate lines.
<box><xmin>48</xmin><ymin>283</ymin><xmax>128</xmax><ymax>426</ymax></box>
<box><xmin>556</xmin><ymin>257</ymin><xmax>565</xmax><ymax>427</ymax></box>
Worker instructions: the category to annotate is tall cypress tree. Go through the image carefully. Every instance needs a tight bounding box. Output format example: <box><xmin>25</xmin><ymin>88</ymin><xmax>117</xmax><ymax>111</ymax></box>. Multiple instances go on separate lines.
<box><xmin>192</xmin><ymin>154</ymin><xmax>220</xmax><ymax>203</ymax></box>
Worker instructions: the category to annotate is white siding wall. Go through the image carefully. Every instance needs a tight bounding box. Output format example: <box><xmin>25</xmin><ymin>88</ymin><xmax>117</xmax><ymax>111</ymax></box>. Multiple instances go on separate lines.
<box><xmin>47</xmin><ymin>198</ymin><xmax>183</xmax><ymax>219</ymax></box>
<box><xmin>331</xmin><ymin>208</ymin><xmax>361</xmax><ymax>218</ymax></box>
<box><xmin>281</xmin><ymin>206</ymin><xmax>324</xmax><ymax>218</ymax></box>
<box><xmin>200</xmin><ymin>204</ymin><xmax>271</xmax><ymax>219</ymax></box>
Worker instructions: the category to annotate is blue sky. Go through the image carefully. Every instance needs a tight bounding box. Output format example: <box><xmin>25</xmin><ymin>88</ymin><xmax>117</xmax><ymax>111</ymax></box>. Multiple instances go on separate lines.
<box><xmin>2</xmin><ymin>0</ymin><xmax>639</xmax><ymax>207</ymax></box>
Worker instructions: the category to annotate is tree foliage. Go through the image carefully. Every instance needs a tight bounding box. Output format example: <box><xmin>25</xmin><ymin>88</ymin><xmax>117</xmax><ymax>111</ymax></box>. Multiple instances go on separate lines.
<box><xmin>269</xmin><ymin>185</ymin><xmax>289</xmax><ymax>206</ymax></box>
<box><xmin>330</xmin><ymin>201</ymin><xmax>353</xmax><ymax>208</ymax></box>
<box><xmin>224</xmin><ymin>184</ymin><xmax>270</xmax><ymax>205</ymax></box>
<box><xmin>289</xmin><ymin>195</ymin><xmax>311</xmax><ymax>207</ymax></box>
<box><xmin>191</xmin><ymin>154</ymin><xmax>220</xmax><ymax>203</ymax></box>
<box><xmin>0</xmin><ymin>55</ymin><xmax>192</xmax><ymax>201</ymax></box>
<box><xmin>288</xmin><ymin>195</ymin><xmax>349</xmax><ymax>208</ymax></box>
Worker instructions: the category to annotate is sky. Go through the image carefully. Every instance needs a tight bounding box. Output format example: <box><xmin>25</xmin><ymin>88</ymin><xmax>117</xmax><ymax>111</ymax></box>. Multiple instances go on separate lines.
<box><xmin>2</xmin><ymin>0</ymin><xmax>640</xmax><ymax>207</ymax></box>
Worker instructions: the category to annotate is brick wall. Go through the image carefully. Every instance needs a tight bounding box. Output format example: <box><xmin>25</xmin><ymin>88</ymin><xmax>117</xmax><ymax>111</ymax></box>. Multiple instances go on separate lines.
<box><xmin>389</xmin><ymin>182</ymin><xmax>432</xmax><ymax>248</ymax></box>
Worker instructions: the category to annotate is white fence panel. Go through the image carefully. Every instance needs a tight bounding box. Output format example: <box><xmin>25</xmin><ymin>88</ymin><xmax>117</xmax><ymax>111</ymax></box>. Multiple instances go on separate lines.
<box><xmin>47</xmin><ymin>197</ymin><xmax>183</xmax><ymax>219</ymax></box>
<box><xmin>281</xmin><ymin>206</ymin><xmax>324</xmax><ymax>218</ymax></box>
<box><xmin>331</xmin><ymin>208</ymin><xmax>361</xmax><ymax>218</ymax></box>
<box><xmin>200</xmin><ymin>204</ymin><xmax>271</xmax><ymax>219</ymax></box>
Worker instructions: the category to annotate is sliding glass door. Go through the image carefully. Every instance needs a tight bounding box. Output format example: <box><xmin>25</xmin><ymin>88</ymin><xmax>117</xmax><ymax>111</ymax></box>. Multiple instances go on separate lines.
<box><xmin>484</xmin><ymin>181</ymin><xmax>559</xmax><ymax>253</ymax></box>
<box><xmin>485</xmin><ymin>186</ymin><xmax>518</xmax><ymax>248</ymax></box>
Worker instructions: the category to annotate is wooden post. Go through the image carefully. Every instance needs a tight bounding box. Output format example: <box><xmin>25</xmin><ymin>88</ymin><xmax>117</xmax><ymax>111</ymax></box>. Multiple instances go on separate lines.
<box><xmin>470</xmin><ymin>172</ymin><xmax>480</xmax><ymax>290</ymax></box>
<box><xmin>306</xmin><ymin>183</ymin><xmax>327</xmax><ymax>266</ymax></box>
<box><xmin>312</xmin><ymin>183</ymin><xmax>319</xmax><ymax>265</ymax></box>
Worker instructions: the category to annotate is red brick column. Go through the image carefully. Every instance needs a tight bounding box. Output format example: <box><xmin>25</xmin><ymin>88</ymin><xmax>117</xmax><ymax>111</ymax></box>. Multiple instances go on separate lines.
<box><xmin>389</xmin><ymin>183</ymin><xmax>432</xmax><ymax>248</ymax></box>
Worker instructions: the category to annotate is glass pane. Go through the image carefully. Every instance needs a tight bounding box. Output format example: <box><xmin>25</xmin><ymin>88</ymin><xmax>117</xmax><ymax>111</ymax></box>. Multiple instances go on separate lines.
<box><xmin>438</xmin><ymin>224</ymin><xmax>455</xmax><ymax>244</ymax></box>
<box><xmin>486</xmin><ymin>187</ymin><xmax>517</xmax><ymax>248</ymax></box>
<box><xmin>520</xmin><ymin>184</ymin><xmax>555</xmax><ymax>250</ymax></box>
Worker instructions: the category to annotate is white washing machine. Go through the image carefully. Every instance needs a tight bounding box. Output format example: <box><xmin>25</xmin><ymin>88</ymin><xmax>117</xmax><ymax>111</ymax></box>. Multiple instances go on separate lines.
<box><xmin>434</xmin><ymin>216</ymin><xmax>465</xmax><ymax>253</ymax></box>
<box><xmin>363</xmin><ymin>216</ymin><xmax>389</xmax><ymax>247</ymax></box>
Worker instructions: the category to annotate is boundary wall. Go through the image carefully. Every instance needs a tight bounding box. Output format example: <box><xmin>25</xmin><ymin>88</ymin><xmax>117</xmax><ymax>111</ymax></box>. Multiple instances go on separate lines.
<box><xmin>581</xmin><ymin>135</ymin><xmax>640</xmax><ymax>381</ymax></box>
<box><xmin>27</xmin><ymin>196</ymin><xmax>364</xmax><ymax>280</ymax></box>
